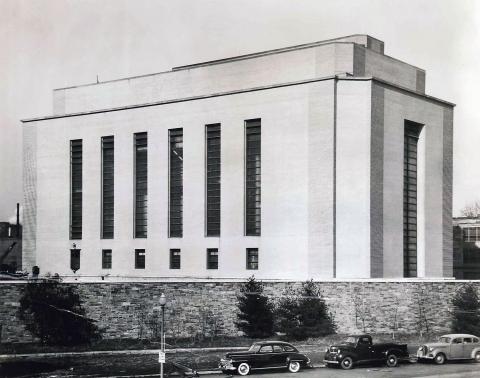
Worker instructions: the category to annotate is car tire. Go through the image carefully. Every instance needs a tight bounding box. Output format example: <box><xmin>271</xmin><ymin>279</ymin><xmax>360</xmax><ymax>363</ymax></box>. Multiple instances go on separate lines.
<box><xmin>288</xmin><ymin>361</ymin><xmax>301</xmax><ymax>373</ymax></box>
<box><xmin>237</xmin><ymin>362</ymin><xmax>250</xmax><ymax>376</ymax></box>
<box><xmin>386</xmin><ymin>354</ymin><xmax>398</xmax><ymax>367</ymax></box>
<box><xmin>434</xmin><ymin>353</ymin><xmax>446</xmax><ymax>365</ymax></box>
<box><xmin>474</xmin><ymin>351</ymin><xmax>480</xmax><ymax>363</ymax></box>
<box><xmin>340</xmin><ymin>356</ymin><xmax>354</xmax><ymax>370</ymax></box>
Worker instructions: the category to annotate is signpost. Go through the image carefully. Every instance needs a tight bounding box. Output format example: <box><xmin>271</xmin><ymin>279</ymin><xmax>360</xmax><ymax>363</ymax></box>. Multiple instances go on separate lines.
<box><xmin>158</xmin><ymin>351</ymin><xmax>166</xmax><ymax>364</ymax></box>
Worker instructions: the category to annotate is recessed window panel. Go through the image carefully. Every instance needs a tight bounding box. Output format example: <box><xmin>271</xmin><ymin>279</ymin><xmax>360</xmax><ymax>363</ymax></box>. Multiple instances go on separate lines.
<box><xmin>246</xmin><ymin>248</ymin><xmax>259</xmax><ymax>270</ymax></box>
<box><xmin>135</xmin><ymin>249</ymin><xmax>145</xmax><ymax>269</ymax></box>
<box><xmin>207</xmin><ymin>248</ymin><xmax>218</xmax><ymax>269</ymax></box>
<box><xmin>403</xmin><ymin>121</ymin><xmax>421</xmax><ymax>277</ymax></box>
<box><xmin>206</xmin><ymin>124</ymin><xmax>221</xmax><ymax>236</ymax></box>
<box><xmin>101</xmin><ymin>136</ymin><xmax>114</xmax><ymax>239</ymax></box>
<box><xmin>134</xmin><ymin>133</ymin><xmax>147</xmax><ymax>238</ymax></box>
<box><xmin>170</xmin><ymin>249</ymin><xmax>181</xmax><ymax>269</ymax></box>
<box><xmin>102</xmin><ymin>249</ymin><xmax>112</xmax><ymax>269</ymax></box>
<box><xmin>245</xmin><ymin>119</ymin><xmax>261</xmax><ymax>236</ymax></box>
<box><xmin>169</xmin><ymin>129</ymin><xmax>183</xmax><ymax>237</ymax></box>
<box><xmin>70</xmin><ymin>139</ymin><xmax>82</xmax><ymax>240</ymax></box>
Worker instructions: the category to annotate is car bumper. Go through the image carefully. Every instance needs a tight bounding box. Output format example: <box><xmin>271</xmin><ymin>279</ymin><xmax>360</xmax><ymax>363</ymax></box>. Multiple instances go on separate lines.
<box><xmin>323</xmin><ymin>359</ymin><xmax>340</xmax><ymax>364</ymax></box>
<box><xmin>417</xmin><ymin>350</ymin><xmax>436</xmax><ymax>360</ymax></box>
<box><xmin>218</xmin><ymin>360</ymin><xmax>236</xmax><ymax>371</ymax></box>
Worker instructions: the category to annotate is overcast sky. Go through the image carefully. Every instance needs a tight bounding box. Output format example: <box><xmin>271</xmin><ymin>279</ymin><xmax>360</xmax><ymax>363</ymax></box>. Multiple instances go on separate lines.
<box><xmin>1</xmin><ymin>0</ymin><xmax>479</xmax><ymax>221</ymax></box>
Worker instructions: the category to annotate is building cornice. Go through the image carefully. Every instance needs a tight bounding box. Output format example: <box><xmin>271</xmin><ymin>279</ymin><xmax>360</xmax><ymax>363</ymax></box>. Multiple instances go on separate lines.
<box><xmin>21</xmin><ymin>75</ymin><xmax>455</xmax><ymax>124</ymax></box>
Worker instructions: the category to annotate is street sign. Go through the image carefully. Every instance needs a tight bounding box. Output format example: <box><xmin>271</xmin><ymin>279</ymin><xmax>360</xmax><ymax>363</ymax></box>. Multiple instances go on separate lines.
<box><xmin>159</xmin><ymin>351</ymin><xmax>166</xmax><ymax>363</ymax></box>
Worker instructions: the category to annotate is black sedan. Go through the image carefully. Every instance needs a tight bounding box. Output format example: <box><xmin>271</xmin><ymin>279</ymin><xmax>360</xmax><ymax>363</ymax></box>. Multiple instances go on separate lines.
<box><xmin>219</xmin><ymin>341</ymin><xmax>311</xmax><ymax>375</ymax></box>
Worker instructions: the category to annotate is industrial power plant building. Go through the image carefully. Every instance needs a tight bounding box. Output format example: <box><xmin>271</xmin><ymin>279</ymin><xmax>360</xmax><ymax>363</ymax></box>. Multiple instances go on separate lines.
<box><xmin>22</xmin><ymin>35</ymin><xmax>454</xmax><ymax>280</ymax></box>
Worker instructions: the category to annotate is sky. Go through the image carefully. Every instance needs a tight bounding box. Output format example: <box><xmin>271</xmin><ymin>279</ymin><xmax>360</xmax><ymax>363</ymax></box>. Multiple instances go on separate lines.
<box><xmin>0</xmin><ymin>0</ymin><xmax>479</xmax><ymax>221</ymax></box>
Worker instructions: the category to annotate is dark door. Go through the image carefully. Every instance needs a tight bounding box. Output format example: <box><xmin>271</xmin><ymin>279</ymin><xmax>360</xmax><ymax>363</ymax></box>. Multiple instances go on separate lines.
<box><xmin>357</xmin><ymin>336</ymin><xmax>375</xmax><ymax>361</ymax></box>
<box><xmin>271</xmin><ymin>344</ymin><xmax>287</xmax><ymax>367</ymax></box>
<box><xmin>257</xmin><ymin>345</ymin><xmax>274</xmax><ymax>368</ymax></box>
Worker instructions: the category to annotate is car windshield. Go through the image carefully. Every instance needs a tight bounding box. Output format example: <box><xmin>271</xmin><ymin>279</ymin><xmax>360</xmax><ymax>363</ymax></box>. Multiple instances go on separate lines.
<box><xmin>439</xmin><ymin>337</ymin><xmax>451</xmax><ymax>343</ymax></box>
<box><xmin>344</xmin><ymin>336</ymin><xmax>357</xmax><ymax>344</ymax></box>
<box><xmin>248</xmin><ymin>344</ymin><xmax>261</xmax><ymax>352</ymax></box>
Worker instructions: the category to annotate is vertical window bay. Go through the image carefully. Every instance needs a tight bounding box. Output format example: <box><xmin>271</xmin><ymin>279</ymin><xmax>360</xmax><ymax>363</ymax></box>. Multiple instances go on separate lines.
<box><xmin>70</xmin><ymin>139</ymin><xmax>82</xmax><ymax>240</ymax></box>
<box><xmin>134</xmin><ymin>132</ymin><xmax>147</xmax><ymax>238</ymax></box>
<box><xmin>403</xmin><ymin>121</ymin><xmax>421</xmax><ymax>277</ymax></box>
<box><xmin>245</xmin><ymin>119</ymin><xmax>261</xmax><ymax>236</ymax></box>
<box><xmin>101</xmin><ymin>136</ymin><xmax>114</xmax><ymax>239</ymax></box>
<box><xmin>206</xmin><ymin>124</ymin><xmax>221</xmax><ymax>236</ymax></box>
<box><xmin>169</xmin><ymin>128</ymin><xmax>183</xmax><ymax>237</ymax></box>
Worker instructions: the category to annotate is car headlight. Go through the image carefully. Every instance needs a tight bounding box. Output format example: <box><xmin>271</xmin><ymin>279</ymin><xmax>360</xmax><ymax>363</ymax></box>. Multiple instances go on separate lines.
<box><xmin>428</xmin><ymin>347</ymin><xmax>434</xmax><ymax>352</ymax></box>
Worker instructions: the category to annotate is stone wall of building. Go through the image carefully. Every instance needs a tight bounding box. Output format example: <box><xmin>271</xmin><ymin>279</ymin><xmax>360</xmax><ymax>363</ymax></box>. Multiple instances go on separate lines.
<box><xmin>0</xmin><ymin>280</ymin><xmax>476</xmax><ymax>343</ymax></box>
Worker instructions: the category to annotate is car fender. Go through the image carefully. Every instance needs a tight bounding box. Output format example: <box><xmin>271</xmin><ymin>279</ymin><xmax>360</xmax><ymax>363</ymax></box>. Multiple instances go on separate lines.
<box><xmin>232</xmin><ymin>358</ymin><xmax>250</xmax><ymax>365</ymax></box>
<box><xmin>431</xmin><ymin>348</ymin><xmax>448</xmax><ymax>359</ymax></box>
<box><xmin>384</xmin><ymin>348</ymin><xmax>404</xmax><ymax>357</ymax></box>
<box><xmin>470</xmin><ymin>347</ymin><xmax>480</xmax><ymax>359</ymax></box>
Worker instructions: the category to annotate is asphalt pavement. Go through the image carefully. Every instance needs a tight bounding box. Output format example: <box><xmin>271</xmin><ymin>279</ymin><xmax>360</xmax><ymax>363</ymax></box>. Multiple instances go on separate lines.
<box><xmin>202</xmin><ymin>362</ymin><xmax>480</xmax><ymax>378</ymax></box>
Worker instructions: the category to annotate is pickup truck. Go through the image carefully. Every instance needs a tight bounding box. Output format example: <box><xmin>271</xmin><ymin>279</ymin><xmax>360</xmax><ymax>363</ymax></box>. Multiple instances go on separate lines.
<box><xmin>323</xmin><ymin>334</ymin><xmax>409</xmax><ymax>370</ymax></box>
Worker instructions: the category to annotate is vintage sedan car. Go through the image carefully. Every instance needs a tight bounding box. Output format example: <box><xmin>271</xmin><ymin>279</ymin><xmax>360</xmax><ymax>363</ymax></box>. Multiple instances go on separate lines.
<box><xmin>324</xmin><ymin>334</ymin><xmax>409</xmax><ymax>370</ymax></box>
<box><xmin>417</xmin><ymin>334</ymin><xmax>480</xmax><ymax>364</ymax></box>
<box><xmin>219</xmin><ymin>341</ymin><xmax>311</xmax><ymax>375</ymax></box>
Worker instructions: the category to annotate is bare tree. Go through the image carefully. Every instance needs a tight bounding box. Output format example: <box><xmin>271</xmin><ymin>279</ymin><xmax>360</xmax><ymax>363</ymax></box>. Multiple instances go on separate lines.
<box><xmin>413</xmin><ymin>286</ymin><xmax>432</xmax><ymax>336</ymax></box>
<box><xmin>353</xmin><ymin>288</ymin><xmax>372</xmax><ymax>333</ymax></box>
<box><xmin>389</xmin><ymin>295</ymin><xmax>401</xmax><ymax>340</ymax></box>
<box><xmin>461</xmin><ymin>201</ymin><xmax>480</xmax><ymax>218</ymax></box>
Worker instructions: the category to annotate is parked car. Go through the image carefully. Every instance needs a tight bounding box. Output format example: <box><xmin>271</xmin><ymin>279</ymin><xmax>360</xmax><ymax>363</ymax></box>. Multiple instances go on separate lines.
<box><xmin>219</xmin><ymin>341</ymin><xmax>311</xmax><ymax>375</ymax></box>
<box><xmin>323</xmin><ymin>334</ymin><xmax>409</xmax><ymax>370</ymax></box>
<box><xmin>417</xmin><ymin>333</ymin><xmax>480</xmax><ymax>364</ymax></box>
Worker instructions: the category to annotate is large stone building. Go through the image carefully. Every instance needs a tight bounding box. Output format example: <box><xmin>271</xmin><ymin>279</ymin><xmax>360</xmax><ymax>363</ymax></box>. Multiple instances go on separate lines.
<box><xmin>22</xmin><ymin>35</ymin><xmax>454</xmax><ymax>280</ymax></box>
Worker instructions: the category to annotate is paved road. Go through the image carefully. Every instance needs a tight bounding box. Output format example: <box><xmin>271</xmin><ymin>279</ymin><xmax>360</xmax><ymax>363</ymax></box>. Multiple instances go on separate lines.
<box><xmin>205</xmin><ymin>362</ymin><xmax>480</xmax><ymax>378</ymax></box>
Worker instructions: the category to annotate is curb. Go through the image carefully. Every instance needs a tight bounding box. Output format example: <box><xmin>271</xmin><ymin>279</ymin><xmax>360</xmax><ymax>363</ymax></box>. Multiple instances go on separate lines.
<box><xmin>0</xmin><ymin>346</ymin><xmax>248</xmax><ymax>360</ymax></box>
<box><xmin>0</xmin><ymin>344</ymin><xmax>324</xmax><ymax>360</ymax></box>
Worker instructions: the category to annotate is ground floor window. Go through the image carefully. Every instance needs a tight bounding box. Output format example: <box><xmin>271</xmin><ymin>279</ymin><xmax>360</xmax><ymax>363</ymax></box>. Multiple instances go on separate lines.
<box><xmin>135</xmin><ymin>249</ymin><xmax>145</xmax><ymax>269</ymax></box>
<box><xmin>102</xmin><ymin>249</ymin><xmax>112</xmax><ymax>269</ymax></box>
<box><xmin>207</xmin><ymin>248</ymin><xmax>218</xmax><ymax>269</ymax></box>
<box><xmin>170</xmin><ymin>249</ymin><xmax>181</xmax><ymax>269</ymax></box>
<box><xmin>246</xmin><ymin>248</ymin><xmax>258</xmax><ymax>270</ymax></box>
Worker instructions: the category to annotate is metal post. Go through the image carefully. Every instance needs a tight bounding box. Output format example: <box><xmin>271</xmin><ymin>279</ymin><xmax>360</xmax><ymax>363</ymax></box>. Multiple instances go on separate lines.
<box><xmin>160</xmin><ymin>304</ymin><xmax>164</xmax><ymax>378</ymax></box>
<box><xmin>159</xmin><ymin>293</ymin><xmax>167</xmax><ymax>378</ymax></box>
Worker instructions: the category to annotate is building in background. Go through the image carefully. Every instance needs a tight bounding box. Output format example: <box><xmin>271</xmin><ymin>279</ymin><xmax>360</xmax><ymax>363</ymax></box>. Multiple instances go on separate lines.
<box><xmin>453</xmin><ymin>217</ymin><xmax>480</xmax><ymax>279</ymax></box>
<box><xmin>22</xmin><ymin>35</ymin><xmax>454</xmax><ymax>280</ymax></box>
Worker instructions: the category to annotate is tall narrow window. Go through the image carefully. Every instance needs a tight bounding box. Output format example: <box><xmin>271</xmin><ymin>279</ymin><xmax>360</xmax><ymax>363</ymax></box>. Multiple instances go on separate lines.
<box><xmin>135</xmin><ymin>249</ymin><xmax>145</xmax><ymax>269</ymax></box>
<box><xmin>101</xmin><ymin>136</ymin><xmax>114</xmax><ymax>239</ymax></box>
<box><xmin>206</xmin><ymin>124</ymin><xmax>221</xmax><ymax>236</ymax></box>
<box><xmin>169</xmin><ymin>128</ymin><xmax>183</xmax><ymax>237</ymax></box>
<box><xmin>207</xmin><ymin>248</ymin><xmax>218</xmax><ymax>269</ymax></box>
<box><xmin>245</xmin><ymin>119</ymin><xmax>261</xmax><ymax>236</ymax></box>
<box><xmin>404</xmin><ymin>122</ymin><xmax>421</xmax><ymax>277</ymax></box>
<box><xmin>246</xmin><ymin>248</ymin><xmax>259</xmax><ymax>270</ymax></box>
<box><xmin>170</xmin><ymin>249</ymin><xmax>181</xmax><ymax>269</ymax></box>
<box><xmin>134</xmin><ymin>132</ymin><xmax>147</xmax><ymax>238</ymax></box>
<box><xmin>70</xmin><ymin>139</ymin><xmax>82</xmax><ymax>239</ymax></box>
<box><xmin>102</xmin><ymin>249</ymin><xmax>112</xmax><ymax>269</ymax></box>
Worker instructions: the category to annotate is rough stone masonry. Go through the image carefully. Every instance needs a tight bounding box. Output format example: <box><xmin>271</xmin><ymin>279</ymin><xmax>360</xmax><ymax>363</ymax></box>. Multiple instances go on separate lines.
<box><xmin>0</xmin><ymin>280</ymin><xmax>475</xmax><ymax>343</ymax></box>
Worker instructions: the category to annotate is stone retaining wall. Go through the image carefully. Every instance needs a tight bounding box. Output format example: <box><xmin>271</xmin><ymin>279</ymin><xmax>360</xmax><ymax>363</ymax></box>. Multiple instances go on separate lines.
<box><xmin>0</xmin><ymin>280</ymin><xmax>476</xmax><ymax>343</ymax></box>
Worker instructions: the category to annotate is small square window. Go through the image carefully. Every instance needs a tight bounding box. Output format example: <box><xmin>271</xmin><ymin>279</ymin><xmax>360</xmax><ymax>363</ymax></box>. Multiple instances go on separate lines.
<box><xmin>207</xmin><ymin>248</ymin><xmax>218</xmax><ymax>269</ymax></box>
<box><xmin>102</xmin><ymin>249</ymin><xmax>112</xmax><ymax>269</ymax></box>
<box><xmin>246</xmin><ymin>248</ymin><xmax>258</xmax><ymax>270</ymax></box>
<box><xmin>170</xmin><ymin>249</ymin><xmax>181</xmax><ymax>269</ymax></box>
<box><xmin>135</xmin><ymin>249</ymin><xmax>145</xmax><ymax>269</ymax></box>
